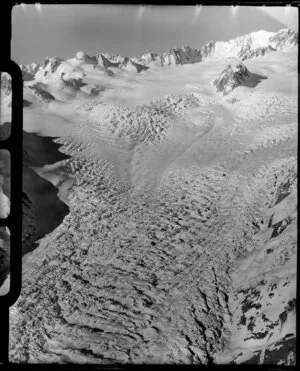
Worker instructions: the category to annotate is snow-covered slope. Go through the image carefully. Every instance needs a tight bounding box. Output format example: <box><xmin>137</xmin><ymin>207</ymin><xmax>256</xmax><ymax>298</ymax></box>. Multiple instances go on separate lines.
<box><xmin>201</xmin><ymin>28</ymin><xmax>297</xmax><ymax>60</ymax></box>
<box><xmin>159</xmin><ymin>45</ymin><xmax>202</xmax><ymax>66</ymax></box>
<box><xmin>9</xmin><ymin>28</ymin><xmax>297</xmax><ymax>365</ymax></box>
<box><xmin>215</xmin><ymin>158</ymin><xmax>297</xmax><ymax>365</ymax></box>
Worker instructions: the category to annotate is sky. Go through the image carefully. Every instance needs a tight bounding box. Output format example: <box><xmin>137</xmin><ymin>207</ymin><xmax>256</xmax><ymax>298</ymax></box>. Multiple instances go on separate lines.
<box><xmin>12</xmin><ymin>5</ymin><xmax>298</xmax><ymax>65</ymax></box>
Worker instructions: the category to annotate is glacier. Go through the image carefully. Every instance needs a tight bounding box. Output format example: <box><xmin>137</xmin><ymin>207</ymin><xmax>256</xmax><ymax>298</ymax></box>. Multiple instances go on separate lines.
<box><xmin>1</xmin><ymin>28</ymin><xmax>297</xmax><ymax>365</ymax></box>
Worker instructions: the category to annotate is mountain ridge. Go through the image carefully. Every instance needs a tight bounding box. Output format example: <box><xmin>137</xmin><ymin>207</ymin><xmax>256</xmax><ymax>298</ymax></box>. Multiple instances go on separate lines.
<box><xmin>19</xmin><ymin>28</ymin><xmax>297</xmax><ymax>78</ymax></box>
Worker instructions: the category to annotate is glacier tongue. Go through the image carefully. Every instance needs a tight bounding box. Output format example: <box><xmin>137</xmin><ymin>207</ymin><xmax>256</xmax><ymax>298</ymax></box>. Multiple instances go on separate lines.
<box><xmin>7</xmin><ymin>27</ymin><xmax>298</xmax><ymax>365</ymax></box>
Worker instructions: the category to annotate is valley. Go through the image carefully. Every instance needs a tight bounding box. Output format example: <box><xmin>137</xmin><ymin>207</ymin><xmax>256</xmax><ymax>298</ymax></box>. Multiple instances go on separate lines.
<box><xmin>2</xmin><ymin>28</ymin><xmax>297</xmax><ymax>365</ymax></box>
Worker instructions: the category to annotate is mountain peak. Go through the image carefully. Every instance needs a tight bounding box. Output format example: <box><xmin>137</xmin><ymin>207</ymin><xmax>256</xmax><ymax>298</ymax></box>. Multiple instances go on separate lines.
<box><xmin>269</xmin><ymin>27</ymin><xmax>298</xmax><ymax>48</ymax></box>
<box><xmin>213</xmin><ymin>60</ymin><xmax>267</xmax><ymax>95</ymax></box>
<box><xmin>19</xmin><ymin>28</ymin><xmax>297</xmax><ymax>81</ymax></box>
<box><xmin>201</xmin><ymin>28</ymin><xmax>297</xmax><ymax>61</ymax></box>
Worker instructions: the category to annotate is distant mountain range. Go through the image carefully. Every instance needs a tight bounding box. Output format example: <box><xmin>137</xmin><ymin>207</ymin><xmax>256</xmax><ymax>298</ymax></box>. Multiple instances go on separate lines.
<box><xmin>1</xmin><ymin>28</ymin><xmax>297</xmax><ymax>103</ymax></box>
<box><xmin>18</xmin><ymin>28</ymin><xmax>297</xmax><ymax>79</ymax></box>
<box><xmin>213</xmin><ymin>60</ymin><xmax>268</xmax><ymax>96</ymax></box>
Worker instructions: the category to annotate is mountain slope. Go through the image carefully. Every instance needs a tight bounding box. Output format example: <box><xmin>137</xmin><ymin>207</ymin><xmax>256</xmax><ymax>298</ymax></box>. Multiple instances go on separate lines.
<box><xmin>213</xmin><ymin>60</ymin><xmax>267</xmax><ymax>95</ymax></box>
<box><xmin>18</xmin><ymin>28</ymin><xmax>297</xmax><ymax>97</ymax></box>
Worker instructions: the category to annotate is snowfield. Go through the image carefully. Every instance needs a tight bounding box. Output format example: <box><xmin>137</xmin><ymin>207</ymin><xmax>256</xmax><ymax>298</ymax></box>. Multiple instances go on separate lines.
<box><xmin>6</xmin><ymin>29</ymin><xmax>298</xmax><ymax>364</ymax></box>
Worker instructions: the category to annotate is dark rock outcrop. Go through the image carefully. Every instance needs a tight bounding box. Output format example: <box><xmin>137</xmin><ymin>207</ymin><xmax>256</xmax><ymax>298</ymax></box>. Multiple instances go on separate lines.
<box><xmin>28</xmin><ymin>84</ymin><xmax>55</xmax><ymax>103</ymax></box>
<box><xmin>238</xmin><ymin>45</ymin><xmax>276</xmax><ymax>61</ymax></box>
<box><xmin>22</xmin><ymin>132</ymin><xmax>71</xmax><ymax>256</ymax></box>
<box><xmin>213</xmin><ymin>61</ymin><xmax>267</xmax><ymax>96</ymax></box>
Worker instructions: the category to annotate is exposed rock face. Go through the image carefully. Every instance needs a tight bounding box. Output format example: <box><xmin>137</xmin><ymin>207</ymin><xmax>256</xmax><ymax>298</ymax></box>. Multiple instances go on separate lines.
<box><xmin>97</xmin><ymin>54</ymin><xmax>149</xmax><ymax>73</ymax></box>
<box><xmin>42</xmin><ymin>56</ymin><xmax>64</xmax><ymax>74</ymax></box>
<box><xmin>61</xmin><ymin>75</ymin><xmax>87</xmax><ymax>90</ymax></box>
<box><xmin>269</xmin><ymin>28</ymin><xmax>298</xmax><ymax>49</ymax></box>
<box><xmin>200</xmin><ymin>41</ymin><xmax>215</xmax><ymax>59</ymax></box>
<box><xmin>201</xmin><ymin>28</ymin><xmax>298</xmax><ymax>61</ymax></box>
<box><xmin>20</xmin><ymin>63</ymin><xmax>40</xmax><ymax>75</ymax></box>
<box><xmin>28</xmin><ymin>84</ymin><xmax>55</xmax><ymax>103</ymax></box>
<box><xmin>137</xmin><ymin>52</ymin><xmax>162</xmax><ymax>66</ymax></box>
<box><xmin>238</xmin><ymin>45</ymin><xmax>276</xmax><ymax>61</ymax></box>
<box><xmin>21</xmin><ymin>71</ymin><xmax>35</xmax><ymax>82</ymax></box>
<box><xmin>97</xmin><ymin>53</ymin><xmax>129</xmax><ymax>68</ymax></box>
<box><xmin>161</xmin><ymin>46</ymin><xmax>202</xmax><ymax>66</ymax></box>
<box><xmin>125</xmin><ymin>59</ymin><xmax>150</xmax><ymax>73</ymax></box>
<box><xmin>20</xmin><ymin>64</ymin><xmax>39</xmax><ymax>81</ymax></box>
<box><xmin>22</xmin><ymin>132</ymin><xmax>71</xmax><ymax>256</ymax></box>
<box><xmin>23</xmin><ymin>99</ymin><xmax>32</xmax><ymax>107</ymax></box>
<box><xmin>98</xmin><ymin>53</ymin><xmax>122</xmax><ymax>69</ymax></box>
<box><xmin>213</xmin><ymin>61</ymin><xmax>267</xmax><ymax>95</ymax></box>
<box><xmin>22</xmin><ymin>192</ymin><xmax>37</xmax><ymax>251</ymax></box>
<box><xmin>96</xmin><ymin>46</ymin><xmax>202</xmax><ymax>72</ymax></box>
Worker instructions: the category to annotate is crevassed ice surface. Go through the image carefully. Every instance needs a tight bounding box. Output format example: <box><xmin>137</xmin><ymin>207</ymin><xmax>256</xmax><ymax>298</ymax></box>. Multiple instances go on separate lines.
<box><xmin>10</xmin><ymin>31</ymin><xmax>297</xmax><ymax>364</ymax></box>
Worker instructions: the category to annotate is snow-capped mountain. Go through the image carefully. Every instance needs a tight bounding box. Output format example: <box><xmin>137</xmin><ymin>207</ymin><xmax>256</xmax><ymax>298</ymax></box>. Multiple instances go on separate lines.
<box><xmin>238</xmin><ymin>45</ymin><xmax>276</xmax><ymax>62</ymax></box>
<box><xmin>75</xmin><ymin>51</ymin><xmax>98</xmax><ymax>65</ymax></box>
<box><xmin>268</xmin><ymin>28</ymin><xmax>298</xmax><ymax>48</ymax></box>
<box><xmin>98</xmin><ymin>53</ymin><xmax>124</xmax><ymax>69</ymax></box>
<box><xmin>201</xmin><ymin>28</ymin><xmax>297</xmax><ymax>61</ymax></box>
<box><xmin>159</xmin><ymin>45</ymin><xmax>202</xmax><ymax>66</ymax></box>
<box><xmin>18</xmin><ymin>28</ymin><xmax>297</xmax><ymax>85</ymax></box>
<box><xmin>34</xmin><ymin>56</ymin><xmax>86</xmax><ymax>82</ymax></box>
<box><xmin>213</xmin><ymin>60</ymin><xmax>267</xmax><ymax>96</ymax></box>
<box><xmin>125</xmin><ymin>59</ymin><xmax>150</xmax><ymax>72</ymax></box>
<box><xmin>20</xmin><ymin>63</ymin><xmax>40</xmax><ymax>81</ymax></box>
